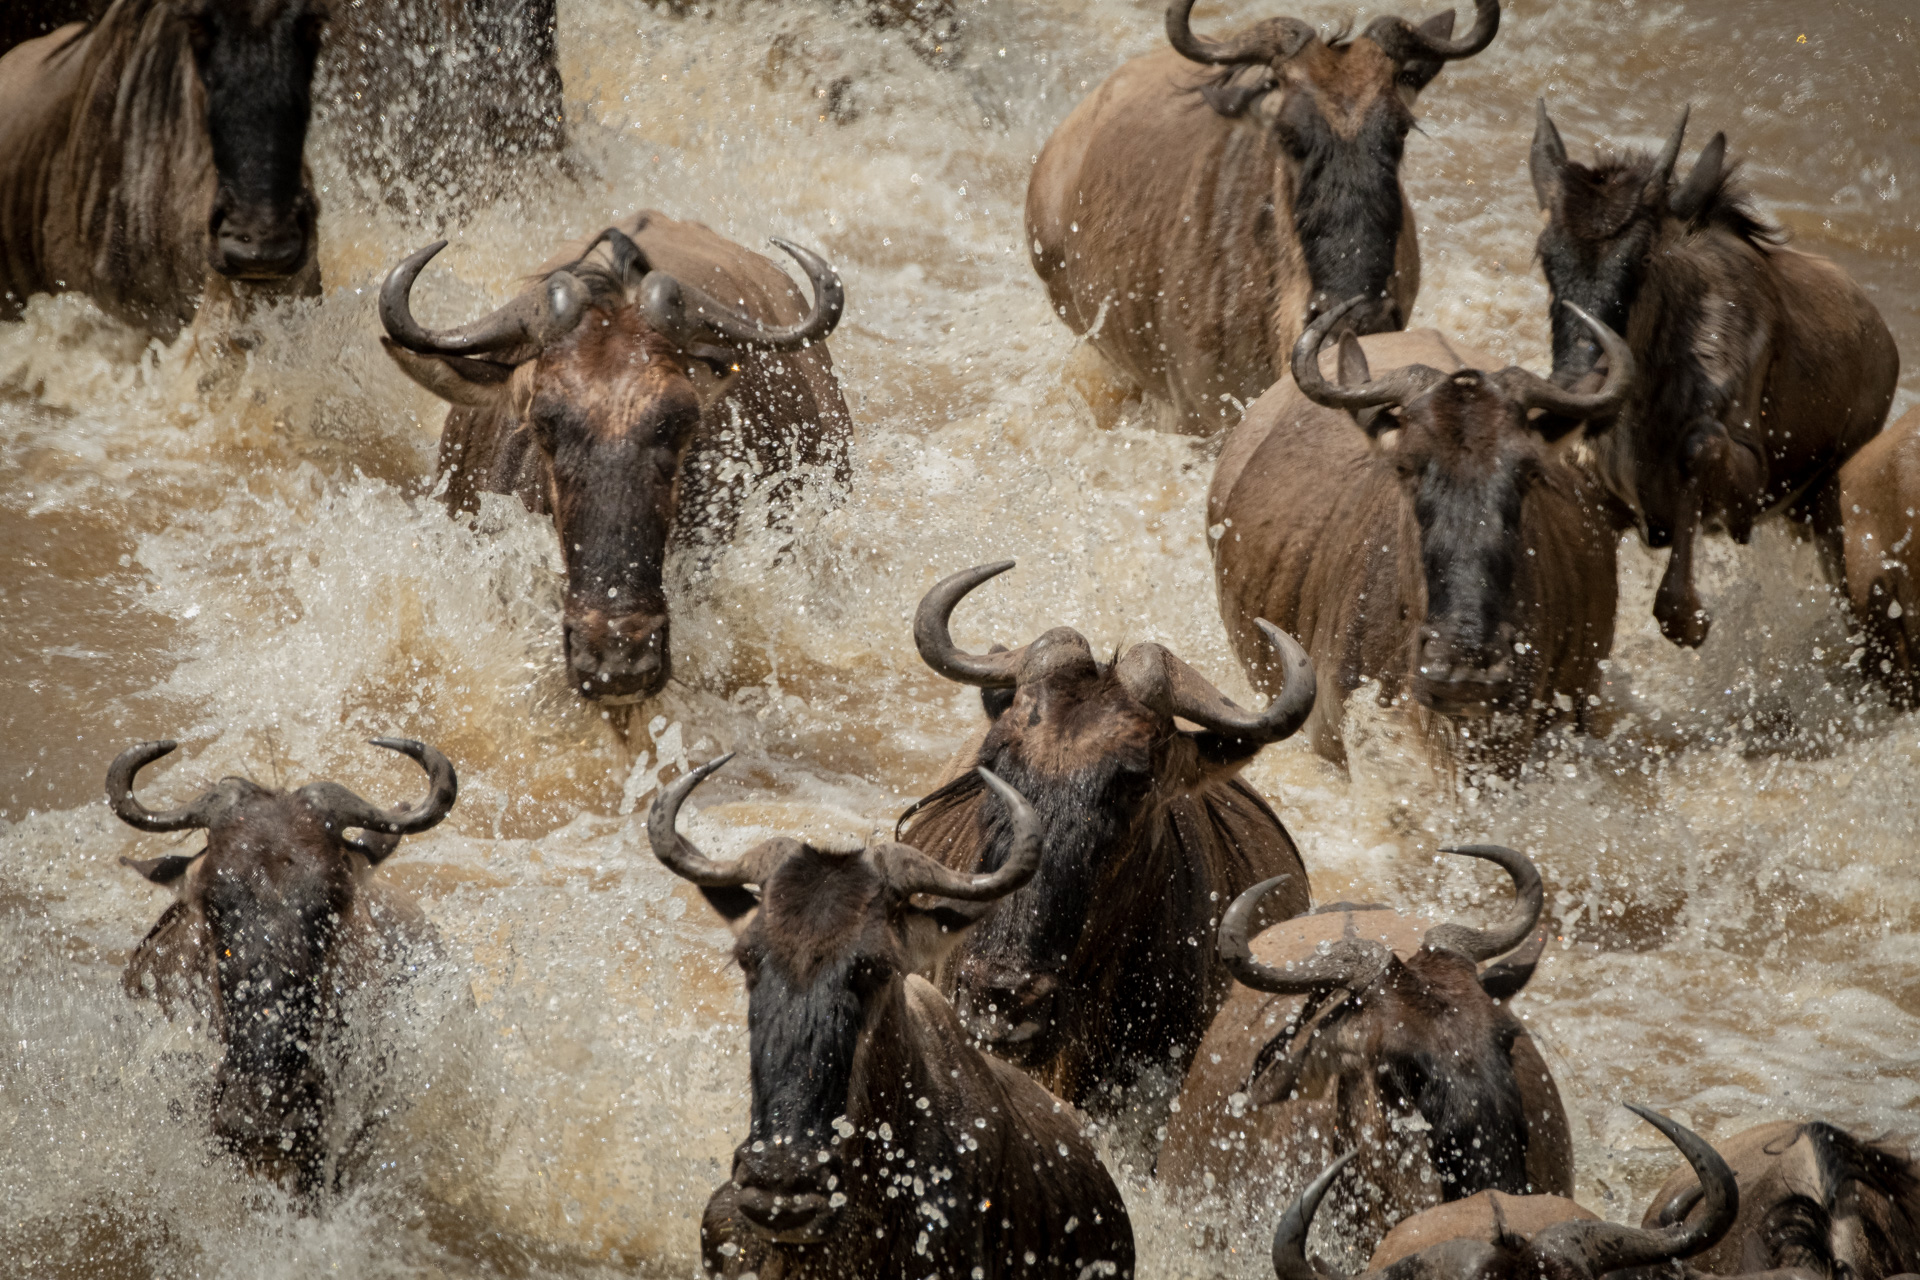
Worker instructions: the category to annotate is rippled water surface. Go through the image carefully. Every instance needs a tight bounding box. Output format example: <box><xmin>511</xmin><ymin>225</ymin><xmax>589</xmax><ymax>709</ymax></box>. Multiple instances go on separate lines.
<box><xmin>3</xmin><ymin>0</ymin><xmax>1918</xmax><ymax>1275</ymax></box>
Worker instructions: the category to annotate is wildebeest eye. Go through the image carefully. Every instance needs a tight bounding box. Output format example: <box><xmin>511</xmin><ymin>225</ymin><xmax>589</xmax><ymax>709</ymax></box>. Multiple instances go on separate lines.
<box><xmin>295</xmin><ymin>11</ymin><xmax>327</xmax><ymax>47</ymax></box>
<box><xmin>182</xmin><ymin>11</ymin><xmax>215</xmax><ymax>50</ymax></box>
<box><xmin>848</xmin><ymin>955</ymin><xmax>893</xmax><ymax>995</ymax></box>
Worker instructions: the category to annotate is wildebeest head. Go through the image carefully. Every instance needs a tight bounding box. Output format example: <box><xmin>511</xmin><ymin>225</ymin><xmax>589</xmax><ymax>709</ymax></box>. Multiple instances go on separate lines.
<box><xmin>178</xmin><ymin>0</ymin><xmax>327</xmax><ymax>280</ymax></box>
<box><xmin>646</xmin><ymin>755</ymin><xmax>1042</xmax><ymax>1244</ymax></box>
<box><xmin>1165</xmin><ymin>0</ymin><xmax>1499</xmax><ymax>335</ymax></box>
<box><xmin>905</xmin><ymin>561</ymin><xmax>1314</xmax><ymax>1070</ymax></box>
<box><xmin>1529</xmin><ymin>105</ymin><xmax>1778</xmax><ymax>399</ymax></box>
<box><xmin>1272</xmin><ymin>1106</ymin><xmax>1737</xmax><ymax>1280</ymax></box>
<box><xmin>1644</xmin><ymin>1121</ymin><xmax>1920</xmax><ymax>1280</ymax></box>
<box><xmin>1220</xmin><ymin>846</ymin><xmax>1549</xmax><ymax>1198</ymax></box>
<box><xmin>108</xmin><ymin>736</ymin><xmax>456</xmax><ymax>1190</ymax></box>
<box><xmin>378</xmin><ymin>226</ymin><xmax>843</xmax><ymax>702</ymax></box>
<box><xmin>1291</xmin><ymin>297</ymin><xmax>1633</xmax><ymax>716</ymax></box>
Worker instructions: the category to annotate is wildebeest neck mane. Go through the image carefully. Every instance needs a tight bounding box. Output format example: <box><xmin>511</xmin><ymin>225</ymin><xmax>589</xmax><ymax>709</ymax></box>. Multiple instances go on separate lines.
<box><xmin>1556</xmin><ymin>150</ymin><xmax>1782</xmax><ymax>247</ymax></box>
<box><xmin>1766</xmin><ymin>1124</ymin><xmax>1920</xmax><ymax>1278</ymax></box>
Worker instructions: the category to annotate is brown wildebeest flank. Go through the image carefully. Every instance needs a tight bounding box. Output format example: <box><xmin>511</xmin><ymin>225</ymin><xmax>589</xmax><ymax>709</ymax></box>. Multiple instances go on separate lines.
<box><xmin>1027</xmin><ymin>0</ymin><xmax>1500</xmax><ymax>433</ymax></box>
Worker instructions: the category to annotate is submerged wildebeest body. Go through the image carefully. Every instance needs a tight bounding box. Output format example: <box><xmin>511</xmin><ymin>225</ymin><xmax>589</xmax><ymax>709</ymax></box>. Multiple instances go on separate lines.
<box><xmin>1271</xmin><ymin>1107</ymin><xmax>1736</xmax><ymax>1280</ymax></box>
<box><xmin>108</xmin><ymin>736</ymin><xmax>457</xmax><ymax>1195</ymax></box>
<box><xmin>1530</xmin><ymin>104</ymin><xmax>1900</xmax><ymax>648</ymax></box>
<box><xmin>0</xmin><ymin>0</ymin><xmax>324</xmax><ymax>336</ymax></box>
<box><xmin>1025</xmin><ymin>0</ymin><xmax>1499</xmax><ymax>434</ymax></box>
<box><xmin>1642</xmin><ymin>1121</ymin><xmax>1920</xmax><ymax>1280</ymax></box>
<box><xmin>1836</xmin><ymin>408</ymin><xmax>1920</xmax><ymax>705</ymax></box>
<box><xmin>1160</xmin><ymin>847</ymin><xmax>1572</xmax><ymax>1261</ymax></box>
<box><xmin>1209</xmin><ymin>301</ymin><xmax>1631</xmax><ymax>764</ymax></box>
<box><xmin>380</xmin><ymin>211</ymin><xmax>851</xmax><ymax>703</ymax></box>
<box><xmin>647</xmin><ymin>757</ymin><xmax>1134</xmax><ymax>1280</ymax></box>
<box><xmin>894</xmin><ymin>561</ymin><xmax>1316</xmax><ymax>1108</ymax></box>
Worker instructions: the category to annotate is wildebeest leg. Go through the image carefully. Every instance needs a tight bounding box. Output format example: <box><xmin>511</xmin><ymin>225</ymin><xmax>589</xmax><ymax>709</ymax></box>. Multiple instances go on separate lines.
<box><xmin>1654</xmin><ymin>482</ymin><xmax>1710</xmax><ymax>648</ymax></box>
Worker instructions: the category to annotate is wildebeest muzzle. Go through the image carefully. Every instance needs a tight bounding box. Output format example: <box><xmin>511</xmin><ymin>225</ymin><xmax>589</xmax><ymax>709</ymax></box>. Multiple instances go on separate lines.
<box><xmin>564</xmin><ymin>607</ymin><xmax>670</xmax><ymax>701</ymax></box>
<box><xmin>732</xmin><ymin>1138</ymin><xmax>841</xmax><ymax>1242</ymax></box>
<box><xmin>208</xmin><ymin>189</ymin><xmax>315</xmax><ymax>281</ymax></box>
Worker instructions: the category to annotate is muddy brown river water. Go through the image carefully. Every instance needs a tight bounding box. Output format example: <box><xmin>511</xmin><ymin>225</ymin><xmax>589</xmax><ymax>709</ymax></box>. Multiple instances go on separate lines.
<box><xmin>2</xmin><ymin>0</ymin><xmax>1917</xmax><ymax>1276</ymax></box>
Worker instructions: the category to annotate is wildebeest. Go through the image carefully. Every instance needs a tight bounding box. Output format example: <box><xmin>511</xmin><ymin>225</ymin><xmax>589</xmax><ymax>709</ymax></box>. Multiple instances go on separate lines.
<box><xmin>894</xmin><ymin>560</ymin><xmax>1316</xmax><ymax>1109</ymax></box>
<box><xmin>108</xmin><ymin>736</ymin><xmax>457</xmax><ymax>1195</ymax></box>
<box><xmin>1</xmin><ymin>0</ymin><xmax>104</xmax><ymax>55</ymax></box>
<box><xmin>1642</xmin><ymin>1121</ymin><xmax>1920</xmax><ymax>1280</ymax></box>
<box><xmin>647</xmin><ymin>755</ymin><xmax>1135</xmax><ymax>1280</ymax></box>
<box><xmin>1530</xmin><ymin>104</ymin><xmax>1900</xmax><ymax>648</ymax></box>
<box><xmin>1025</xmin><ymin>0</ymin><xmax>1500</xmax><ymax>434</ymax></box>
<box><xmin>1208</xmin><ymin>298</ymin><xmax>1632</xmax><ymax>765</ymax></box>
<box><xmin>1159</xmin><ymin>845</ymin><xmax>1572</xmax><ymax>1260</ymax></box>
<box><xmin>379</xmin><ymin>212</ymin><xmax>851</xmax><ymax>703</ymax></box>
<box><xmin>1270</xmin><ymin>1106</ymin><xmax>1735</xmax><ymax>1280</ymax></box>
<box><xmin>0</xmin><ymin>0</ymin><xmax>325</xmax><ymax>336</ymax></box>
<box><xmin>1837</xmin><ymin>408</ymin><xmax>1920</xmax><ymax>705</ymax></box>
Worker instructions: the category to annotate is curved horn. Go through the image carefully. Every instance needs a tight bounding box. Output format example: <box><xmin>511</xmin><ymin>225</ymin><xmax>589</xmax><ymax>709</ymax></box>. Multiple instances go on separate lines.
<box><xmin>300</xmin><ymin>738</ymin><xmax>459</xmax><ymax>855</ymax></box>
<box><xmin>1500</xmin><ymin>303</ymin><xmax>1636</xmax><ymax>420</ymax></box>
<box><xmin>1166</xmin><ymin>0</ymin><xmax>1316</xmax><ymax>66</ymax></box>
<box><xmin>1272</xmin><ymin>1154</ymin><xmax>1356</xmax><ymax>1280</ymax></box>
<box><xmin>1220</xmin><ymin>876</ymin><xmax>1389</xmax><ymax>994</ymax></box>
<box><xmin>646</xmin><ymin>753</ymin><xmax>760</xmax><ymax>887</ymax></box>
<box><xmin>1291</xmin><ymin>297</ymin><xmax>1446</xmax><ymax>413</ymax></box>
<box><xmin>638</xmin><ymin>238</ymin><xmax>843</xmax><ymax>354</ymax></box>
<box><xmin>1116</xmin><ymin>621</ymin><xmax>1315</xmax><ymax>745</ymax></box>
<box><xmin>106</xmin><ymin>740</ymin><xmax>209</xmax><ymax>832</ymax></box>
<box><xmin>914</xmin><ymin>561</ymin><xmax>1028</xmax><ymax>688</ymax></box>
<box><xmin>1644</xmin><ymin>105</ymin><xmax>1690</xmax><ymax>204</ymax></box>
<box><xmin>1421</xmin><ymin>845</ymin><xmax>1542</xmax><ymax>962</ymax></box>
<box><xmin>884</xmin><ymin>769</ymin><xmax>1041</xmax><ymax>902</ymax></box>
<box><xmin>1537</xmin><ymin>1105</ymin><xmax>1737</xmax><ymax>1273</ymax></box>
<box><xmin>380</xmin><ymin>240</ymin><xmax>588</xmax><ymax>357</ymax></box>
<box><xmin>1367</xmin><ymin>0</ymin><xmax>1499</xmax><ymax>63</ymax></box>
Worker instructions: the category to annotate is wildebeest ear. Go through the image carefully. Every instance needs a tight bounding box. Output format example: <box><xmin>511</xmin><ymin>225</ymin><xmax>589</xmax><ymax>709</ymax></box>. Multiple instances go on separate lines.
<box><xmin>382</xmin><ymin>339</ymin><xmax>517</xmax><ymax>409</ymax></box>
<box><xmin>699</xmin><ymin>884</ymin><xmax>761</xmax><ymax>930</ymax></box>
<box><xmin>1530</xmin><ymin>101</ymin><xmax>1569</xmax><ymax>211</ymax></box>
<box><xmin>1199</xmin><ymin>66</ymin><xmax>1278</xmax><ymax>119</ymax></box>
<box><xmin>1478</xmin><ymin>926</ymin><xmax>1548</xmax><ymax>1001</ymax></box>
<box><xmin>1336</xmin><ymin>333</ymin><xmax>1372</xmax><ymax>387</ymax></box>
<box><xmin>1394</xmin><ymin>11</ymin><xmax>1454</xmax><ymax>93</ymax></box>
<box><xmin>979</xmin><ymin>644</ymin><xmax>1016</xmax><ymax>720</ymax></box>
<box><xmin>119</xmin><ymin>853</ymin><xmax>197</xmax><ymax>886</ymax></box>
<box><xmin>1669</xmin><ymin>132</ymin><xmax>1728</xmax><ymax>223</ymax></box>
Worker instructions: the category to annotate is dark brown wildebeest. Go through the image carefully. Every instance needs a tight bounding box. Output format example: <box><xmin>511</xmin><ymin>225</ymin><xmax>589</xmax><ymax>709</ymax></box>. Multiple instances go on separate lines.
<box><xmin>108</xmin><ymin>736</ymin><xmax>457</xmax><ymax>1195</ymax></box>
<box><xmin>1837</xmin><ymin>407</ymin><xmax>1920</xmax><ymax>705</ymax></box>
<box><xmin>1530</xmin><ymin>104</ymin><xmax>1901</xmax><ymax>648</ymax></box>
<box><xmin>0</xmin><ymin>0</ymin><xmax>326</xmax><ymax>337</ymax></box>
<box><xmin>1025</xmin><ymin>0</ymin><xmax>1500</xmax><ymax>434</ymax></box>
<box><xmin>1269</xmin><ymin>1106</ymin><xmax>1736</xmax><ymax>1280</ymax></box>
<box><xmin>1642</xmin><ymin>1121</ymin><xmax>1920</xmax><ymax>1280</ymax></box>
<box><xmin>1208</xmin><ymin>298</ymin><xmax>1632</xmax><ymax>765</ymax></box>
<box><xmin>647</xmin><ymin>756</ymin><xmax>1135</xmax><ymax>1280</ymax></box>
<box><xmin>894</xmin><ymin>560</ymin><xmax>1316</xmax><ymax>1109</ymax></box>
<box><xmin>380</xmin><ymin>212</ymin><xmax>851</xmax><ymax>704</ymax></box>
<box><xmin>1159</xmin><ymin>845</ymin><xmax>1572</xmax><ymax>1260</ymax></box>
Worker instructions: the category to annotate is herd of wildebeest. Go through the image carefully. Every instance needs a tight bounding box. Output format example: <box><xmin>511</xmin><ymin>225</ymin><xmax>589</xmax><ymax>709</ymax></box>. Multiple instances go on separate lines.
<box><xmin>8</xmin><ymin>0</ymin><xmax>1919</xmax><ymax>1275</ymax></box>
